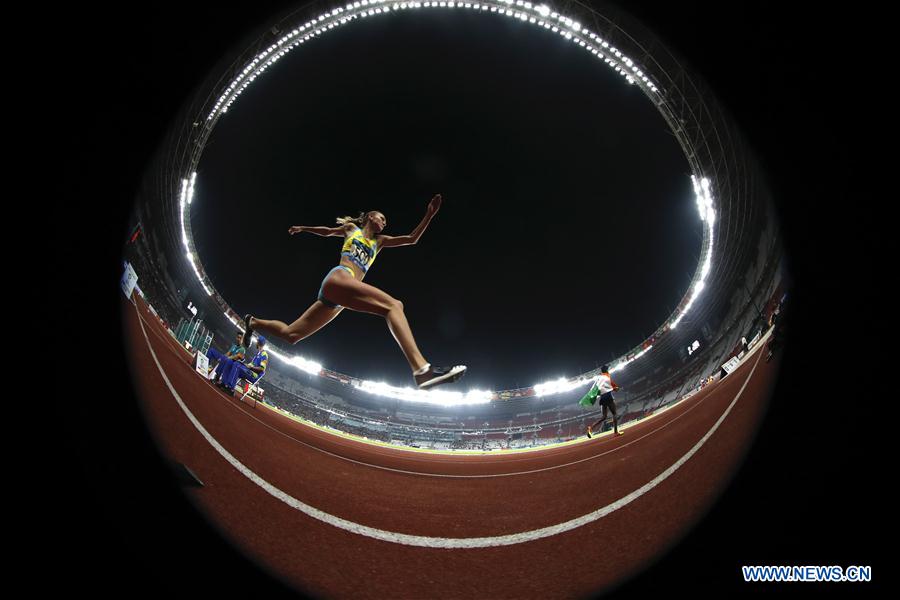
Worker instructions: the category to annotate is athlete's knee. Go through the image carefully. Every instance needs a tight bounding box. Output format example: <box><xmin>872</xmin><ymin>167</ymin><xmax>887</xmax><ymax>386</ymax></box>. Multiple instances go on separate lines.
<box><xmin>386</xmin><ymin>297</ymin><xmax>404</xmax><ymax>313</ymax></box>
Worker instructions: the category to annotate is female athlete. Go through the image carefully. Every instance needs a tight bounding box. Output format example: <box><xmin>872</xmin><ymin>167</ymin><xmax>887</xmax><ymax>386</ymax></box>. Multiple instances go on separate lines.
<box><xmin>243</xmin><ymin>194</ymin><xmax>466</xmax><ymax>389</ymax></box>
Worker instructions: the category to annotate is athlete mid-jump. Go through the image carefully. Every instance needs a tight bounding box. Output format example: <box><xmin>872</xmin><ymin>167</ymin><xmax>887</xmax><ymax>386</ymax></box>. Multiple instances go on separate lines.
<box><xmin>243</xmin><ymin>194</ymin><xmax>466</xmax><ymax>390</ymax></box>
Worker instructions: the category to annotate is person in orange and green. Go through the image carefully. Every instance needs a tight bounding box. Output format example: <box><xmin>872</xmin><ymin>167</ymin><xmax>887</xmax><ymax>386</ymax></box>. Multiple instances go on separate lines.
<box><xmin>586</xmin><ymin>365</ymin><xmax>622</xmax><ymax>438</ymax></box>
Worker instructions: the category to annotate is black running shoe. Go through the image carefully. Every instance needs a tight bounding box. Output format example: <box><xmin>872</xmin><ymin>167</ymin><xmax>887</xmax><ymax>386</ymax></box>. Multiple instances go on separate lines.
<box><xmin>243</xmin><ymin>314</ymin><xmax>254</xmax><ymax>343</ymax></box>
<box><xmin>415</xmin><ymin>365</ymin><xmax>467</xmax><ymax>389</ymax></box>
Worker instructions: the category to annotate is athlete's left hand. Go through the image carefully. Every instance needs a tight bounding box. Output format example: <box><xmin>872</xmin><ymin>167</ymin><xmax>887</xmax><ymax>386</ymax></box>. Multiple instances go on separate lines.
<box><xmin>428</xmin><ymin>193</ymin><xmax>442</xmax><ymax>214</ymax></box>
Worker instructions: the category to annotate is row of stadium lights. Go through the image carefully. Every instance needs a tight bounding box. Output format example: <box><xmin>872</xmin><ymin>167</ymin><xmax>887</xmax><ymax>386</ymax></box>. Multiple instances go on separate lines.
<box><xmin>668</xmin><ymin>176</ymin><xmax>715</xmax><ymax>330</ymax></box>
<box><xmin>180</xmin><ymin>2</ymin><xmax>715</xmax><ymax>405</ymax></box>
<box><xmin>207</xmin><ymin>0</ymin><xmax>659</xmax><ymax>121</ymax></box>
<box><xmin>179</xmin><ymin>173</ymin><xmax>215</xmax><ymax>297</ymax></box>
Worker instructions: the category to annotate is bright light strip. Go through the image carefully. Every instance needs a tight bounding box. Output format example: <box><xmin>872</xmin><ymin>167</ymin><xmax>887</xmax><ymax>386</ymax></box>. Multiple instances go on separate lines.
<box><xmin>205</xmin><ymin>1</ymin><xmax>661</xmax><ymax>122</ymax></box>
<box><xmin>633</xmin><ymin>345</ymin><xmax>651</xmax><ymax>360</ymax></box>
<box><xmin>179</xmin><ymin>178</ymin><xmax>189</xmax><ymax>248</ymax></box>
<box><xmin>185</xmin><ymin>251</ymin><xmax>214</xmax><ymax>296</ymax></box>
<box><xmin>183</xmin><ymin>2</ymin><xmax>713</xmax><ymax>402</ymax></box>
<box><xmin>187</xmin><ymin>172</ymin><xmax>197</xmax><ymax>205</ymax></box>
<box><xmin>666</xmin><ymin>175</ymin><xmax>716</xmax><ymax>331</ymax></box>
<box><xmin>534</xmin><ymin>377</ymin><xmax>592</xmax><ymax>397</ymax></box>
<box><xmin>268</xmin><ymin>346</ymin><xmax>323</xmax><ymax>375</ymax></box>
<box><xmin>354</xmin><ymin>379</ymin><xmax>492</xmax><ymax>405</ymax></box>
<box><xmin>179</xmin><ymin>172</ymin><xmax>213</xmax><ymax>297</ymax></box>
<box><xmin>600</xmin><ymin>343</ymin><xmax>653</xmax><ymax>376</ymax></box>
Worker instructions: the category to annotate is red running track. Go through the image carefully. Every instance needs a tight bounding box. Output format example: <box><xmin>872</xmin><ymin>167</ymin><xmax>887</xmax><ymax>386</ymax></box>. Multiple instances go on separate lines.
<box><xmin>124</xmin><ymin>293</ymin><xmax>777</xmax><ymax>599</ymax></box>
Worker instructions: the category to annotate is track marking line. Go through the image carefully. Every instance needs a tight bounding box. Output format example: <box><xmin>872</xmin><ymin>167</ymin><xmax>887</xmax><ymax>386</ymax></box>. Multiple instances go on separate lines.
<box><xmin>135</xmin><ymin>301</ymin><xmax>764</xmax><ymax>548</ymax></box>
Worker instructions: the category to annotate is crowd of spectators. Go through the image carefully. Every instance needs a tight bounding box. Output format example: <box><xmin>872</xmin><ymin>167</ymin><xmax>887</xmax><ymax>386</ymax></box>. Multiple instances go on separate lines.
<box><xmin>259</xmin><ymin>371</ymin><xmax>722</xmax><ymax>448</ymax></box>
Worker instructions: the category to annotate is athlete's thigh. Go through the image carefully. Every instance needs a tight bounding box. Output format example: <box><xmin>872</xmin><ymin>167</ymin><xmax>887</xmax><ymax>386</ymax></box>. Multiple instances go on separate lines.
<box><xmin>323</xmin><ymin>275</ymin><xmax>398</xmax><ymax>316</ymax></box>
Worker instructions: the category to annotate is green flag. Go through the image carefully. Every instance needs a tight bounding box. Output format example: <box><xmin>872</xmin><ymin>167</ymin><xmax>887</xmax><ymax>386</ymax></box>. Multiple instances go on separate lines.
<box><xmin>579</xmin><ymin>383</ymin><xmax>599</xmax><ymax>407</ymax></box>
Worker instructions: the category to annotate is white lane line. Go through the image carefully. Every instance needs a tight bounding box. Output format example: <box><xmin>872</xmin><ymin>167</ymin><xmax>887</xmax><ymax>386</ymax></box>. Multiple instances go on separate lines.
<box><xmin>133</xmin><ymin>306</ymin><xmax>718</xmax><ymax>479</ymax></box>
<box><xmin>135</xmin><ymin>301</ymin><xmax>764</xmax><ymax>548</ymax></box>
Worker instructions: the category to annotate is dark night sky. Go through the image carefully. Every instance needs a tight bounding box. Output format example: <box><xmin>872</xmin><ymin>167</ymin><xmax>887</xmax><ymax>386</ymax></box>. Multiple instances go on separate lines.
<box><xmin>52</xmin><ymin>1</ymin><xmax>886</xmax><ymax>598</ymax></box>
<box><xmin>191</xmin><ymin>9</ymin><xmax>700</xmax><ymax>389</ymax></box>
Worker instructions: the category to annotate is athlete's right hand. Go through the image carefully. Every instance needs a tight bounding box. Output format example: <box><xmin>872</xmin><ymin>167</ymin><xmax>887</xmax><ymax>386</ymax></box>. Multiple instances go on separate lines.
<box><xmin>427</xmin><ymin>194</ymin><xmax>442</xmax><ymax>214</ymax></box>
<box><xmin>288</xmin><ymin>225</ymin><xmax>304</xmax><ymax>235</ymax></box>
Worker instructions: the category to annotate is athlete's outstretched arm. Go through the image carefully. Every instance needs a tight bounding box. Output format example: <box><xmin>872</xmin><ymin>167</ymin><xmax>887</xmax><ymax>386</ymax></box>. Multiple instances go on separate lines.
<box><xmin>288</xmin><ymin>224</ymin><xmax>351</xmax><ymax>237</ymax></box>
<box><xmin>378</xmin><ymin>194</ymin><xmax>442</xmax><ymax>248</ymax></box>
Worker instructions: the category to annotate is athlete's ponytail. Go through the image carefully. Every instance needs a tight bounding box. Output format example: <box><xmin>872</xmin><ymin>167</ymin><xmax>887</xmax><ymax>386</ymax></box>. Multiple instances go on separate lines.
<box><xmin>336</xmin><ymin>212</ymin><xmax>369</xmax><ymax>228</ymax></box>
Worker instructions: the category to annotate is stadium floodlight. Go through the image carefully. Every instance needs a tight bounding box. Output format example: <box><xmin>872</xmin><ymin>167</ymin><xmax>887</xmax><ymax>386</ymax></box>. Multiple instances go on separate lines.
<box><xmin>534</xmin><ymin>377</ymin><xmax>591</xmax><ymax>397</ymax></box>
<box><xmin>267</xmin><ymin>347</ymin><xmax>324</xmax><ymax>375</ymax></box>
<box><xmin>354</xmin><ymin>379</ymin><xmax>491</xmax><ymax>405</ymax></box>
<box><xmin>179</xmin><ymin>178</ymin><xmax>189</xmax><ymax>208</ymax></box>
<box><xmin>465</xmin><ymin>389</ymin><xmax>493</xmax><ymax>402</ymax></box>
<box><xmin>187</xmin><ymin>172</ymin><xmax>197</xmax><ymax>204</ymax></box>
<box><xmin>290</xmin><ymin>355</ymin><xmax>321</xmax><ymax>375</ymax></box>
<box><xmin>184</xmin><ymin>251</ymin><xmax>214</xmax><ymax>296</ymax></box>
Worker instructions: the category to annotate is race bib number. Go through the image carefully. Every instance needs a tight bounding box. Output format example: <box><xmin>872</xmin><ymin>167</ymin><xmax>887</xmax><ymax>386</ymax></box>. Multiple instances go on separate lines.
<box><xmin>351</xmin><ymin>242</ymin><xmax>372</xmax><ymax>266</ymax></box>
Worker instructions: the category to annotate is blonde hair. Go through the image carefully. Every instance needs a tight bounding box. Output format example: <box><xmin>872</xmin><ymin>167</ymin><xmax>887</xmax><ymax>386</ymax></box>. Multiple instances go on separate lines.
<box><xmin>336</xmin><ymin>212</ymin><xmax>369</xmax><ymax>228</ymax></box>
<box><xmin>336</xmin><ymin>211</ymin><xmax>380</xmax><ymax>228</ymax></box>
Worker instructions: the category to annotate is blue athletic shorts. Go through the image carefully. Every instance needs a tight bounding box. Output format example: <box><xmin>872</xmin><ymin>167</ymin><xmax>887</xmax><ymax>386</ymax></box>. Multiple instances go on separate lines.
<box><xmin>318</xmin><ymin>265</ymin><xmax>354</xmax><ymax>308</ymax></box>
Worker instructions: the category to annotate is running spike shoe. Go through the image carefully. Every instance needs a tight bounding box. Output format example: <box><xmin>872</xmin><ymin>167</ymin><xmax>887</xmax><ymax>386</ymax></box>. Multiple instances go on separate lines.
<box><xmin>415</xmin><ymin>365</ymin><xmax>467</xmax><ymax>389</ymax></box>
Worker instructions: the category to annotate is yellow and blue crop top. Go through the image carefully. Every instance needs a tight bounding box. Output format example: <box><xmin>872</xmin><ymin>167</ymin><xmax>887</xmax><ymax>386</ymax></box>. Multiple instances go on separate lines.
<box><xmin>341</xmin><ymin>226</ymin><xmax>379</xmax><ymax>274</ymax></box>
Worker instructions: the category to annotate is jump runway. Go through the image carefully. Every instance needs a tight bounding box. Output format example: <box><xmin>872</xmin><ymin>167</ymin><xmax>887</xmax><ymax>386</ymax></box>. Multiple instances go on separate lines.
<box><xmin>124</xmin><ymin>293</ymin><xmax>777</xmax><ymax>598</ymax></box>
